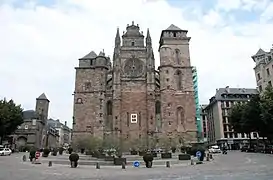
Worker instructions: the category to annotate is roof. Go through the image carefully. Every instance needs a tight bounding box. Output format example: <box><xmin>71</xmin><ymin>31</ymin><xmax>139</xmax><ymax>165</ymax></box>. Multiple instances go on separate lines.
<box><xmin>47</xmin><ymin>118</ymin><xmax>71</xmax><ymax>131</ymax></box>
<box><xmin>23</xmin><ymin>110</ymin><xmax>38</xmax><ymax>119</ymax></box>
<box><xmin>166</xmin><ymin>24</ymin><xmax>182</xmax><ymax>31</ymax></box>
<box><xmin>214</xmin><ymin>87</ymin><xmax>258</xmax><ymax>101</ymax></box>
<box><xmin>255</xmin><ymin>48</ymin><xmax>266</xmax><ymax>56</ymax></box>
<box><xmin>37</xmin><ymin>93</ymin><xmax>48</xmax><ymax>100</ymax></box>
<box><xmin>80</xmin><ymin>51</ymin><xmax>97</xmax><ymax>59</ymax></box>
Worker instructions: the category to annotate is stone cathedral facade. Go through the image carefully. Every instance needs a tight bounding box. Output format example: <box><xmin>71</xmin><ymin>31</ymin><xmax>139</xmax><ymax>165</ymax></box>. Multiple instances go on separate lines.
<box><xmin>72</xmin><ymin>22</ymin><xmax>197</xmax><ymax>149</ymax></box>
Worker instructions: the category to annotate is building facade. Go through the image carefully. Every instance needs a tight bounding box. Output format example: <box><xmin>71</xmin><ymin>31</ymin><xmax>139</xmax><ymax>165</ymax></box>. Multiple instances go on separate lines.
<box><xmin>204</xmin><ymin>86</ymin><xmax>259</xmax><ymax>149</ymax></box>
<box><xmin>72</xmin><ymin>22</ymin><xmax>198</xmax><ymax>149</ymax></box>
<box><xmin>200</xmin><ymin>104</ymin><xmax>208</xmax><ymax>142</ymax></box>
<box><xmin>12</xmin><ymin>93</ymin><xmax>59</xmax><ymax>150</ymax></box>
<box><xmin>47</xmin><ymin>119</ymin><xmax>72</xmax><ymax>147</ymax></box>
<box><xmin>252</xmin><ymin>46</ymin><xmax>273</xmax><ymax>92</ymax></box>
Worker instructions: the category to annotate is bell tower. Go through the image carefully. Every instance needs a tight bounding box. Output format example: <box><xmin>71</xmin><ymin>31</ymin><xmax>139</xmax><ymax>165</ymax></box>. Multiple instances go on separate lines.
<box><xmin>158</xmin><ymin>24</ymin><xmax>197</xmax><ymax>143</ymax></box>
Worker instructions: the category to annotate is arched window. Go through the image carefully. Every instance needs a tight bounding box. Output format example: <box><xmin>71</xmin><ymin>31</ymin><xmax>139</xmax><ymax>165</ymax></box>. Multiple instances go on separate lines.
<box><xmin>106</xmin><ymin>101</ymin><xmax>112</xmax><ymax>115</ymax></box>
<box><xmin>175</xmin><ymin>49</ymin><xmax>180</xmax><ymax>65</ymax></box>
<box><xmin>155</xmin><ymin>101</ymin><xmax>161</xmax><ymax>114</ymax></box>
<box><xmin>176</xmin><ymin>107</ymin><xmax>185</xmax><ymax>129</ymax></box>
<box><xmin>76</xmin><ymin>98</ymin><xmax>83</xmax><ymax>104</ymax></box>
<box><xmin>176</xmin><ymin>70</ymin><xmax>182</xmax><ymax>90</ymax></box>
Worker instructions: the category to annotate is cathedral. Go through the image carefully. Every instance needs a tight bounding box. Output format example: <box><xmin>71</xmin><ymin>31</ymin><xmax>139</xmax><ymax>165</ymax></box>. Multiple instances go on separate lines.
<box><xmin>72</xmin><ymin>22</ymin><xmax>197</xmax><ymax>149</ymax></box>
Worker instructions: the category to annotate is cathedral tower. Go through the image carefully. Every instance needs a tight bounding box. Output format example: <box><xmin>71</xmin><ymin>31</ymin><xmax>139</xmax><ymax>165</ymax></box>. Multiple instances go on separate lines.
<box><xmin>158</xmin><ymin>24</ymin><xmax>197</xmax><ymax>143</ymax></box>
<box><xmin>112</xmin><ymin>22</ymin><xmax>156</xmax><ymax>145</ymax></box>
<box><xmin>72</xmin><ymin>49</ymin><xmax>110</xmax><ymax>142</ymax></box>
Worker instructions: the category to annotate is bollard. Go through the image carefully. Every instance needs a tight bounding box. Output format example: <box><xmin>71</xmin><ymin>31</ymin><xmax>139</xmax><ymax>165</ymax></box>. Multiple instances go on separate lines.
<box><xmin>121</xmin><ymin>162</ymin><xmax>126</xmax><ymax>169</ymax></box>
<box><xmin>190</xmin><ymin>159</ymin><xmax>194</xmax><ymax>165</ymax></box>
<box><xmin>166</xmin><ymin>161</ymin><xmax>170</xmax><ymax>168</ymax></box>
<box><xmin>22</xmin><ymin>155</ymin><xmax>26</xmax><ymax>162</ymax></box>
<box><xmin>48</xmin><ymin>161</ymin><xmax>52</xmax><ymax>167</ymax></box>
<box><xmin>96</xmin><ymin>162</ymin><xmax>100</xmax><ymax>169</ymax></box>
<box><xmin>206</xmin><ymin>154</ymin><xmax>210</xmax><ymax>161</ymax></box>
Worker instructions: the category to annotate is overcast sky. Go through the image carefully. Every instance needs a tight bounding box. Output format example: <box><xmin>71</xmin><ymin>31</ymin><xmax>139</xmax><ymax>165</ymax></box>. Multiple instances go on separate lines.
<box><xmin>1</xmin><ymin>0</ymin><xmax>272</xmax><ymax>128</ymax></box>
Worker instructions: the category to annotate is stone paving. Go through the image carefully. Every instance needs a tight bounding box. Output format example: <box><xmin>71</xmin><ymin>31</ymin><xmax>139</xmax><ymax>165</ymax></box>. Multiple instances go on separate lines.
<box><xmin>1</xmin><ymin>151</ymin><xmax>273</xmax><ymax>179</ymax></box>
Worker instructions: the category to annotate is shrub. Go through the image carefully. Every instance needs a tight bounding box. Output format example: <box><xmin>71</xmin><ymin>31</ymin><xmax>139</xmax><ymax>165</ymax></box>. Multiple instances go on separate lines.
<box><xmin>69</xmin><ymin>153</ymin><xmax>79</xmax><ymax>168</ymax></box>
<box><xmin>58</xmin><ymin>147</ymin><xmax>64</xmax><ymax>155</ymax></box>
<box><xmin>143</xmin><ymin>153</ymin><xmax>153</xmax><ymax>168</ymax></box>
<box><xmin>52</xmin><ymin>148</ymin><xmax>58</xmax><ymax>156</ymax></box>
<box><xmin>69</xmin><ymin>153</ymin><xmax>80</xmax><ymax>162</ymax></box>
<box><xmin>143</xmin><ymin>153</ymin><xmax>154</xmax><ymax>162</ymax></box>
<box><xmin>171</xmin><ymin>147</ymin><xmax>176</xmax><ymax>153</ymax></box>
<box><xmin>68</xmin><ymin>147</ymin><xmax>73</xmax><ymax>154</ymax></box>
<box><xmin>43</xmin><ymin>148</ymin><xmax>50</xmax><ymax>157</ymax></box>
<box><xmin>29</xmin><ymin>148</ymin><xmax>36</xmax><ymax>161</ymax></box>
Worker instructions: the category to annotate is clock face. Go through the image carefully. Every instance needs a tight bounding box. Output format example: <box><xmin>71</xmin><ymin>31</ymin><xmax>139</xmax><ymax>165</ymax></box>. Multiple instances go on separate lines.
<box><xmin>123</xmin><ymin>56</ymin><xmax>144</xmax><ymax>78</ymax></box>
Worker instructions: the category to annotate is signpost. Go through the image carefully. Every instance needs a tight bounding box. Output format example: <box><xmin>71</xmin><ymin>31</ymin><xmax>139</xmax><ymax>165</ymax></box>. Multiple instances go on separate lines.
<box><xmin>35</xmin><ymin>151</ymin><xmax>41</xmax><ymax>159</ymax></box>
<box><xmin>133</xmin><ymin>161</ymin><xmax>140</xmax><ymax>167</ymax></box>
<box><xmin>196</xmin><ymin>151</ymin><xmax>202</xmax><ymax>161</ymax></box>
<box><xmin>34</xmin><ymin>151</ymin><xmax>41</xmax><ymax>164</ymax></box>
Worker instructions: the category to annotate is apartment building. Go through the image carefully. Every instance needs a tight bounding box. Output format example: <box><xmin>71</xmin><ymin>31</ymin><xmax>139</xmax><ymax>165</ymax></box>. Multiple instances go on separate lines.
<box><xmin>204</xmin><ymin>86</ymin><xmax>259</xmax><ymax>150</ymax></box>
<box><xmin>252</xmin><ymin>46</ymin><xmax>273</xmax><ymax>92</ymax></box>
<box><xmin>200</xmin><ymin>105</ymin><xmax>208</xmax><ymax>142</ymax></box>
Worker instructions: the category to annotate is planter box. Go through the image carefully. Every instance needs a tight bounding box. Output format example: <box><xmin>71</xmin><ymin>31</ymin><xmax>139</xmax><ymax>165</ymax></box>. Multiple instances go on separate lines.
<box><xmin>178</xmin><ymin>154</ymin><xmax>191</xmax><ymax>160</ymax></box>
<box><xmin>130</xmin><ymin>151</ymin><xmax>138</xmax><ymax>155</ymax></box>
<box><xmin>42</xmin><ymin>153</ymin><xmax>49</xmax><ymax>157</ymax></box>
<box><xmin>113</xmin><ymin>157</ymin><xmax>126</xmax><ymax>165</ymax></box>
<box><xmin>161</xmin><ymin>153</ymin><xmax>172</xmax><ymax>159</ymax></box>
<box><xmin>152</xmin><ymin>152</ymin><xmax>157</xmax><ymax>157</ymax></box>
<box><xmin>104</xmin><ymin>156</ymin><xmax>114</xmax><ymax>161</ymax></box>
<box><xmin>97</xmin><ymin>154</ymin><xmax>106</xmax><ymax>159</ymax></box>
<box><xmin>139</xmin><ymin>151</ymin><xmax>146</xmax><ymax>156</ymax></box>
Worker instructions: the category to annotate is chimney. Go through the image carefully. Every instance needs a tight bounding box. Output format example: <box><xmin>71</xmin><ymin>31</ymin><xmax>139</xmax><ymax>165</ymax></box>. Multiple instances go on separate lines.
<box><xmin>65</xmin><ymin>121</ymin><xmax>67</xmax><ymax>126</ymax></box>
<box><xmin>225</xmin><ymin>86</ymin><xmax>230</xmax><ymax>93</ymax></box>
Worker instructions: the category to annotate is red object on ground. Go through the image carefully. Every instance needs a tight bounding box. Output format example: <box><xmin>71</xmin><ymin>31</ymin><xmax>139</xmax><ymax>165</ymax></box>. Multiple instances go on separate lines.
<box><xmin>35</xmin><ymin>151</ymin><xmax>40</xmax><ymax>159</ymax></box>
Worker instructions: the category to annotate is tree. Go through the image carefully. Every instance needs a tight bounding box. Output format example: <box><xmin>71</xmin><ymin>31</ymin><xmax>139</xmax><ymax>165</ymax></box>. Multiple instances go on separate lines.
<box><xmin>260</xmin><ymin>85</ymin><xmax>273</xmax><ymax>142</ymax></box>
<box><xmin>0</xmin><ymin>98</ymin><xmax>24</xmax><ymax>144</ymax></box>
<box><xmin>229</xmin><ymin>103</ymin><xmax>245</xmax><ymax>133</ymax></box>
<box><xmin>241</xmin><ymin>95</ymin><xmax>261</xmax><ymax>136</ymax></box>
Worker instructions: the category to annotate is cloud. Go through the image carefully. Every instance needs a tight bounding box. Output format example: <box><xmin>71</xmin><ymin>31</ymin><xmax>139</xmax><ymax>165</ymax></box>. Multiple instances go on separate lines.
<box><xmin>0</xmin><ymin>0</ymin><xmax>272</xmax><ymax>127</ymax></box>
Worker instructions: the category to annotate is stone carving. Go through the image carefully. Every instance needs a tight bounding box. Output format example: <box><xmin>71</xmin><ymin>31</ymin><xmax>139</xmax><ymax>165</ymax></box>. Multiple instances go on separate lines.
<box><xmin>123</xmin><ymin>56</ymin><xmax>144</xmax><ymax>77</ymax></box>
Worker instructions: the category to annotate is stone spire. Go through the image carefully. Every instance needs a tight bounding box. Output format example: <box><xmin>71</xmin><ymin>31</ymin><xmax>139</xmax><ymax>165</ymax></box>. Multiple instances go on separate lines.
<box><xmin>146</xmin><ymin>28</ymin><xmax>152</xmax><ymax>47</ymax></box>
<box><xmin>115</xmin><ymin>27</ymin><xmax>121</xmax><ymax>47</ymax></box>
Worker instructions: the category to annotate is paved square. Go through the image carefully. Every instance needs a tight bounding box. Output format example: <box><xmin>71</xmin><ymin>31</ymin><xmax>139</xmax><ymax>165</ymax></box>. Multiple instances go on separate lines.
<box><xmin>1</xmin><ymin>151</ymin><xmax>273</xmax><ymax>180</ymax></box>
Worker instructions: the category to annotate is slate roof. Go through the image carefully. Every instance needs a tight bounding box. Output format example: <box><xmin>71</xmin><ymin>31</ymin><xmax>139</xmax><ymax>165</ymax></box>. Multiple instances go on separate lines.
<box><xmin>37</xmin><ymin>93</ymin><xmax>48</xmax><ymax>100</ymax></box>
<box><xmin>166</xmin><ymin>24</ymin><xmax>182</xmax><ymax>31</ymax></box>
<box><xmin>214</xmin><ymin>87</ymin><xmax>258</xmax><ymax>101</ymax></box>
<box><xmin>80</xmin><ymin>51</ymin><xmax>97</xmax><ymax>59</ymax></box>
<box><xmin>255</xmin><ymin>48</ymin><xmax>266</xmax><ymax>56</ymax></box>
<box><xmin>23</xmin><ymin>110</ymin><xmax>39</xmax><ymax>119</ymax></box>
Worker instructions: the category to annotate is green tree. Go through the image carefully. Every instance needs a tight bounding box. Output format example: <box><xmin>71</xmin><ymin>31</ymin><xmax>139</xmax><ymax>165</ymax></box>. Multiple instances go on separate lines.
<box><xmin>260</xmin><ymin>85</ymin><xmax>273</xmax><ymax>142</ymax></box>
<box><xmin>0</xmin><ymin>98</ymin><xmax>24</xmax><ymax>144</ymax></box>
<box><xmin>241</xmin><ymin>95</ymin><xmax>261</xmax><ymax>137</ymax></box>
<box><xmin>229</xmin><ymin>103</ymin><xmax>246</xmax><ymax>133</ymax></box>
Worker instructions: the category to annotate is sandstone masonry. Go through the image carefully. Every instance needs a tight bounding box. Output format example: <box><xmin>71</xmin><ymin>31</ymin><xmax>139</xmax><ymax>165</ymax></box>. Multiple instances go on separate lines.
<box><xmin>72</xmin><ymin>22</ymin><xmax>197</xmax><ymax>149</ymax></box>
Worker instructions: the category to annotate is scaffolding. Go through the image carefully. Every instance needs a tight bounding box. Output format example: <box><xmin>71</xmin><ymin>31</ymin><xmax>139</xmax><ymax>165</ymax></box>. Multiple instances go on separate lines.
<box><xmin>192</xmin><ymin>66</ymin><xmax>202</xmax><ymax>141</ymax></box>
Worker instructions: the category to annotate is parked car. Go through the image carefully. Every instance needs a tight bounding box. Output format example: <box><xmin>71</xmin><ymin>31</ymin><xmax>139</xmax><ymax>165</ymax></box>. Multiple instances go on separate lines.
<box><xmin>208</xmin><ymin>145</ymin><xmax>221</xmax><ymax>153</ymax></box>
<box><xmin>0</xmin><ymin>148</ymin><xmax>12</xmax><ymax>156</ymax></box>
<box><xmin>241</xmin><ymin>145</ymin><xmax>255</xmax><ymax>152</ymax></box>
<box><xmin>264</xmin><ymin>145</ymin><xmax>273</xmax><ymax>154</ymax></box>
